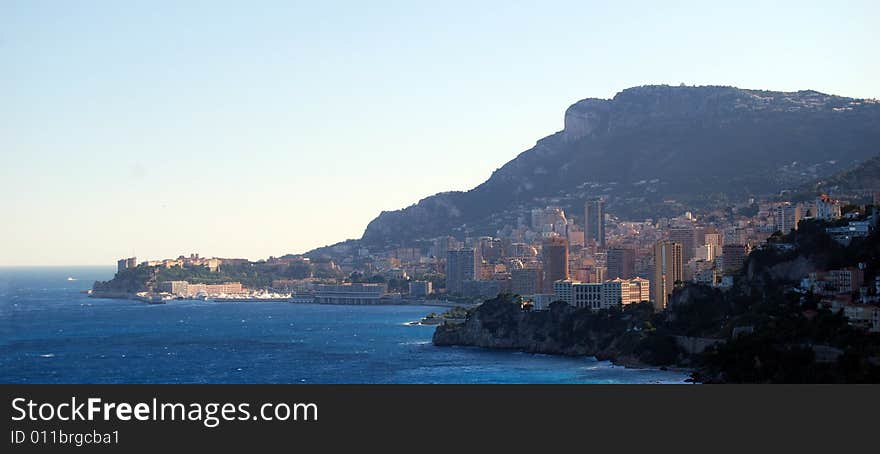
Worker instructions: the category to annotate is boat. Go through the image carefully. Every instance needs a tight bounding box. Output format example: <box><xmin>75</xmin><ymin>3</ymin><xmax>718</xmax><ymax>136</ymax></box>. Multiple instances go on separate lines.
<box><xmin>67</xmin><ymin>277</ymin><xmax>77</xmax><ymax>281</ymax></box>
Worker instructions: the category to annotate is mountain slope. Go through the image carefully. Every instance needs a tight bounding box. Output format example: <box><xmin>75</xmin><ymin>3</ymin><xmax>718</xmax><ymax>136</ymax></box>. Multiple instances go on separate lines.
<box><xmin>361</xmin><ymin>85</ymin><xmax>880</xmax><ymax>248</ymax></box>
<box><xmin>798</xmin><ymin>154</ymin><xmax>880</xmax><ymax>197</ymax></box>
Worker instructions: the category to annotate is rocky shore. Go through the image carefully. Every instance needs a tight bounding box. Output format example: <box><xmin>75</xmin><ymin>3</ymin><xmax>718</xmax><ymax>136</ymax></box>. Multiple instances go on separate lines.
<box><xmin>432</xmin><ymin>295</ymin><xmax>687</xmax><ymax>370</ymax></box>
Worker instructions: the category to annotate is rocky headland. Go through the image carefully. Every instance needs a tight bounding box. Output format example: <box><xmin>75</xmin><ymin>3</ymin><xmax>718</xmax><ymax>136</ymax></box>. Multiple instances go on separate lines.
<box><xmin>432</xmin><ymin>295</ymin><xmax>685</xmax><ymax>369</ymax></box>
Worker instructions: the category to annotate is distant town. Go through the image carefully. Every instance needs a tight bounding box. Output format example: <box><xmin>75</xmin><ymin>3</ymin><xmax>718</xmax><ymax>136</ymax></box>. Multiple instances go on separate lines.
<box><xmin>95</xmin><ymin>192</ymin><xmax>879</xmax><ymax>333</ymax></box>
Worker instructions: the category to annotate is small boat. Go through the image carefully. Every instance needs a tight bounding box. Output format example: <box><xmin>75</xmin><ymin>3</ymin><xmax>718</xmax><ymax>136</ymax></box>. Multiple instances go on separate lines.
<box><xmin>67</xmin><ymin>277</ymin><xmax>77</xmax><ymax>281</ymax></box>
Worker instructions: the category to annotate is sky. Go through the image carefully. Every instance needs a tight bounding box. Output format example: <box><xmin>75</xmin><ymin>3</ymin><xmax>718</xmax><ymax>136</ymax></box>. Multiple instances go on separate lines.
<box><xmin>1</xmin><ymin>0</ymin><xmax>878</xmax><ymax>266</ymax></box>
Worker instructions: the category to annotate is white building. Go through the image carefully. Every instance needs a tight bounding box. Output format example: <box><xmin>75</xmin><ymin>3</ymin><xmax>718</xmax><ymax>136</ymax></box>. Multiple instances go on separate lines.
<box><xmin>553</xmin><ymin>278</ymin><xmax>649</xmax><ymax>311</ymax></box>
<box><xmin>552</xmin><ymin>280</ymin><xmax>575</xmax><ymax>305</ymax></box>
<box><xmin>826</xmin><ymin>221</ymin><xmax>871</xmax><ymax>246</ymax></box>
<box><xmin>814</xmin><ymin>195</ymin><xmax>842</xmax><ymax>221</ymax></box>
<box><xmin>773</xmin><ymin>202</ymin><xmax>801</xmax><ymax>233</ymax></box>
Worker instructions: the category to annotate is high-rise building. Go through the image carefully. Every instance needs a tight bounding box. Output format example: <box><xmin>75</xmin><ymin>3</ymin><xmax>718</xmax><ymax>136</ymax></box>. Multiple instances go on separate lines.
<box><xmin>478</xmin><ymin>237</ymin><xmax>503</xmax><ymax>262</ymax></box>
<box><xmin>694</xmin><ymin>243</ymin><xmax>717</xmax><ymax>262</ymax></box>
<box><xmin>606</xmin><ymin>248</ymin><xmax>635</xmax><ymax>280</ymax></box>
<box><xmin>446</xmin><ymin>249</ymin><xmax>477</xmax><ymax>295</ymax></box>
<box><xmin>511</xmin><ymin>267</ymin><xmax>543</xmax><ymax>296</ymax></box>
<box><xmin>774</xmin><ymin>202</ymin><xmax>801</xmax><ymax>233</ymax></box>
<box><xmin>669</xmin><ymin>227</ymin><xmax>696</xmax><ymax>264</ymax></box>
<box><xmin>694</xmin><ymin>226</ymin><xmax>718</xmax><ymax>248</ymax></box>
<box><xmin>722</xmin><ymin>244</ymin><xmax>749</xmax><ymax>276</ymax></box>
<box><xmin>567</xmin><ymin>228</ymin><xmax>585</xmax><ymax>247</ymax></box>
<box><xmin>408</xmin><ymin>281</ymin><xmax>433</xmax><ymax>297</ymax></box>
<box><xmin>584</xmin><ymin>198</ymin><xmax>605</xmax><ymax>249</ymax></box>
<box><xmin>509</xmin><ymin>243</ymin><xmax>538</xmax><ymax>258</ymax></box>
<box><xmin>652</xmin><ymin>240</ymin><xmax>683</xmax><ymax>311</ymax></box>
<box><xmin>704</xmin><ymin>232</ymin><xmax>723</xmax><ymax>250</ymax></box>
<box><xmin>541</xmin><ymin>237</ymin><xmax>569</xmax><ymax>292</ymax></box>
<box><xmin>531</xmin><ymin>206</ymin><xmax>568</xmax><ymax>234</ymax></box>
<box><xmin>433</xmin><ymin>236</ymin><xmax>460</xmax><ymax>258</ymax></box>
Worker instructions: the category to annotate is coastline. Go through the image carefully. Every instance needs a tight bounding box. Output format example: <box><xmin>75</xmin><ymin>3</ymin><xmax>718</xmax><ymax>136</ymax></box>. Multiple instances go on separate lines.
<box><xmin>90</xmin><ymin>290</ymin><xmax>478</xmax><ymax>308</ymax></box>
<box><xmin>90</xmin><ymin>289</ymin><xmax>693</xmax><ymax>378</ymax></box>
<box><xmin>429</xmin><ymin>340</ymin><xmax>694</xmax><ymax>379</ymax></box>
<box><xmin>431</xmin><ymin>296</ymin><xmax>699</xmax><ymax>378</ymax></box>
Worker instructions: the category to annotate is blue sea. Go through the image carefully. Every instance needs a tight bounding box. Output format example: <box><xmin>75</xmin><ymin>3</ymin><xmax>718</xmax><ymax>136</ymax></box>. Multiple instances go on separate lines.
<box><xmin>0</xmin><ymin>267</ymin><xmax>688</xmax><ymax>384</ymax></box>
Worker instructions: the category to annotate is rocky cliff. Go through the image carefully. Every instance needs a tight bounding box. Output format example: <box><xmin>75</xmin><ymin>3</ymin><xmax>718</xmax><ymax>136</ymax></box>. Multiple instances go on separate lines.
<box><xmin>432</xmin><ymin>295</ymin><xmax>684</xmax><ymax>367</ymax></box>
<box><xmin>361</xmin><ymin>85</ymin><xmax>880</xmax><ymax>247</ymax></box>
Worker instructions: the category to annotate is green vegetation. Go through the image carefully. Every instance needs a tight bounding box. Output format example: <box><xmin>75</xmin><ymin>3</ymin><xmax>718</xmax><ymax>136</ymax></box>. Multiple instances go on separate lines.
<box><xmin>348</xmin><ymin>272</ymin><xmax>409</xmax><ymax>294</ymax></box>
<box><xmin>745</xmin><ymin>216</ymin><xmax>878</xmax><ymax>286</ymax></box>
<box><xmin>695</xmin><ymin>295</ymin><xmax>880</xmax><ymax>382</ymax></box>
<box><xmin>439</xmin><ymin>214</ymin><xmax>880</xmax><ymax>382</ymax></box>
<box><xmin>363</xmin><ymin>87</ymin><xmax>880</xmax><ymax>247</ymax></box>
<box><xmin>93</xmin><ymin>260</ymin><xmax>345</xmax><ymax>293</ymax></box>
<box><xmin>796</xmin><ymin>154</ymin><xmax>880</xmax><ymax>201</ymax></box>
<box><xmin>440</xmin><ymin>306</ymin><xmax>470</xmax><ymax>319</ymax></box>
<box><xmin>92</xmin><ymin>265</ymin><xmax>159</xmax><ymax>294</ymax></box>
<box><xmin>679</xmin><ymin>216</ymin><xmax>880</xmax><ymax>382</ymax></box>
<box><xmin>441</xmin><ymin>294</ymin><xmax>687</xmax><ymax>366</ymax></box>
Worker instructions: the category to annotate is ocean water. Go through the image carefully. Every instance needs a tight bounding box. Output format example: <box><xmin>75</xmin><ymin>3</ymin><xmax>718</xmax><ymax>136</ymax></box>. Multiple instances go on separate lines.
<box><xmin>0</xmin><ymin>267</ymin><xmax>688</xmax><ymax>384</ymax></box>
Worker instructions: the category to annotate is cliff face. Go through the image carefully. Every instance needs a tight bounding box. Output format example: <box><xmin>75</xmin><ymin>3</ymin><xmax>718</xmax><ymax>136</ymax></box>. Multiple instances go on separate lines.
<box><xmin>361</xmin><ymin>85</ymin><xmax>880</xmax><ymax>247</ymax></box>
<box><xmin>432</xmin><ymin>297</ymin><xmax>682</xmax><ymax>367</ymax></box>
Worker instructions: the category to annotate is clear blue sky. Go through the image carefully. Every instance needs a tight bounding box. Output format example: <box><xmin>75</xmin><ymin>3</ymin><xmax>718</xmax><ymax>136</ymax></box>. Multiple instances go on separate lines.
<box><xmin>2</xmin><ymin>0</ymin><xmax>878</xmax><ymax>266</ymax></box>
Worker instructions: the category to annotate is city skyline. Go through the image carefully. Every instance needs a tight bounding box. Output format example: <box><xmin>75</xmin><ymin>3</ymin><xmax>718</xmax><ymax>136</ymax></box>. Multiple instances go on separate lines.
<box><xmin>90</xmin><ymin>193</ymin><xmax>874</xmax><ymax>314</ymax></box>
<box><xmin>3</xmin><ymin>1</ymin><xmax>880</xmax><ymax>266</ymax></box>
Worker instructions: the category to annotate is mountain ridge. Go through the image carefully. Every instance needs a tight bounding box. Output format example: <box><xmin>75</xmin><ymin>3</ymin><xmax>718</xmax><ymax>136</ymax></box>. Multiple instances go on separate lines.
<box><xmin>313</xmin><ymin>84</ymin><xmax>880</xmax><ymax>255</ymax></box>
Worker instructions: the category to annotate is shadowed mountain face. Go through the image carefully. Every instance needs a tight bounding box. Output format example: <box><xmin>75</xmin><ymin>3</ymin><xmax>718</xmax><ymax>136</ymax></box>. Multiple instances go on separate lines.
<box><xmin>798</xmin><ymin>154</ymin><xmax>880</xmax><ymax>198</ymax></box>
<box><xmin>361</xmin><ymin>85</ymin><xmax>880</xmax><ymax>248</ymax></box>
